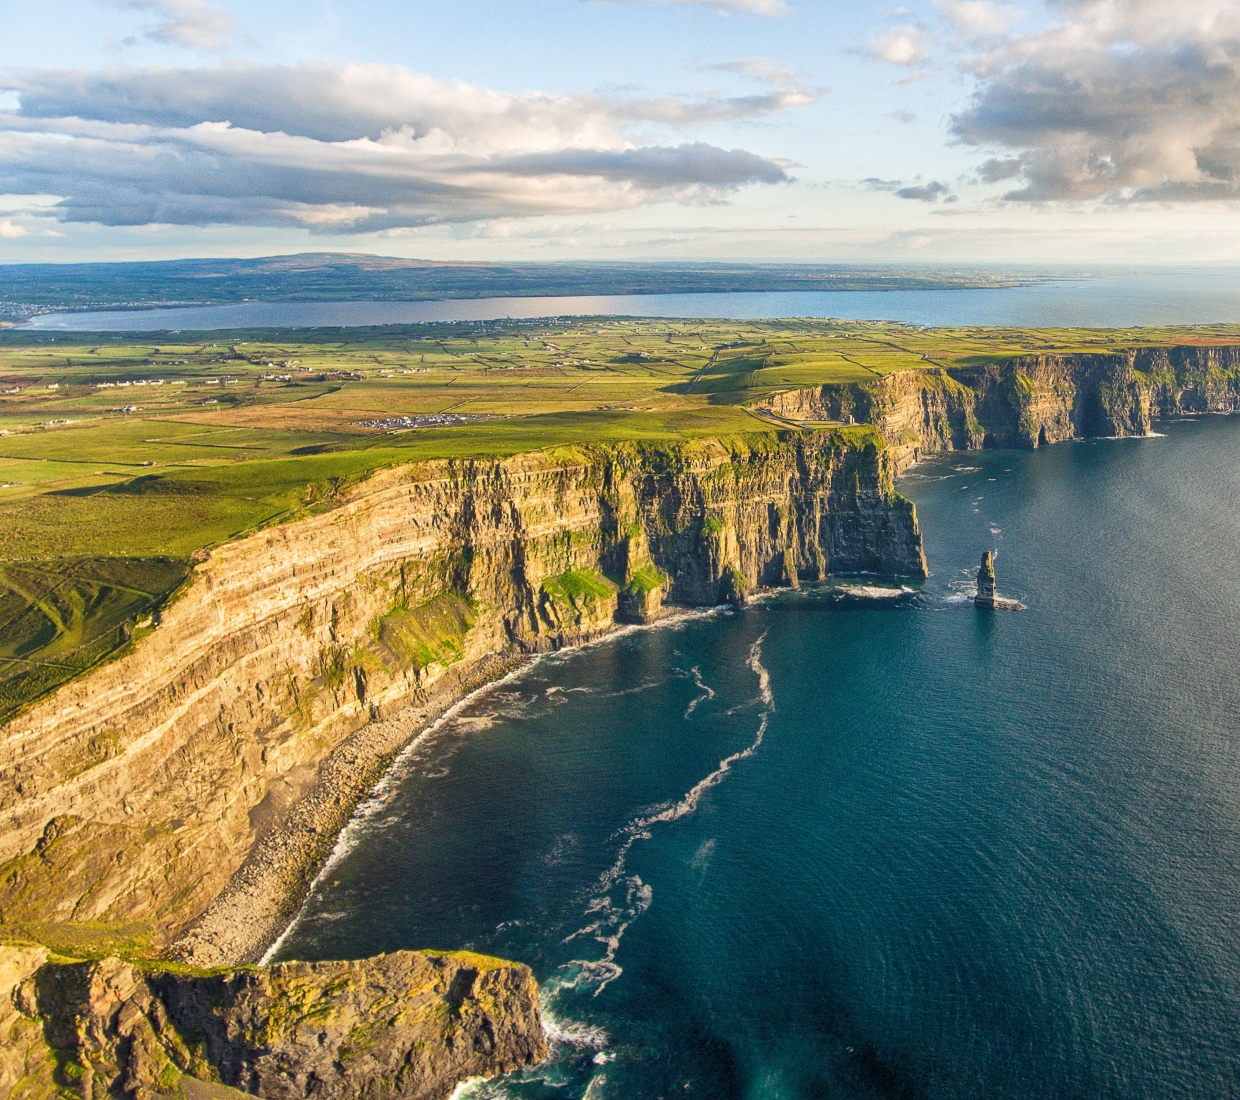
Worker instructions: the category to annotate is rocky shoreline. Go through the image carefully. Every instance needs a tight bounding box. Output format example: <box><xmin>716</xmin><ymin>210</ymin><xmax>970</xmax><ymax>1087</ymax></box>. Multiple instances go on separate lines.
<box><xmin>0</xmin><ymin>944</ymin><xmax>547</xmax><ymax>1100</ymax></box>
<box><xmin>171</xmin><ymin>650</ymin><xmax>533</xmax><ymax>968</ymax></box>
<box><xmin>178</xmin><ymin>606</ymin><xmax>719</xmax><ymax>969</ymax></box>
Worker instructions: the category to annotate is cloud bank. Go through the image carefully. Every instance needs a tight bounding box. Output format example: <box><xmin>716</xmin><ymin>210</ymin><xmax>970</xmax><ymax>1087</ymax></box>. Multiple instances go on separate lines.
<box><xmin>953</xmin><ymin>0</ymin><xmax>1240</xmax><ymax>202</ymax></box>
<box><xmin>0</xmin><ymin>62</ymin><xmax>802</xmax><ymax>231</ymax></box>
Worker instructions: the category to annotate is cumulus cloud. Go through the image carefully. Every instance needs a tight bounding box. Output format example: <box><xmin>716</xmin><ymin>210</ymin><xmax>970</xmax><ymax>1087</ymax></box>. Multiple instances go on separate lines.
<box><xmin>588</xmin><ymin>0</ymin><xmax>788</xmax><ymax>15</ymax></box>
<box><xmin>868</xmin><ymin>25</ymin><xmax>931</xmax><ymax>66</ymax></box>
<box><xmin>953</xmin><ymin>0</ymin><xmax>1240</xmax><ymax>202</ymax></box>
<box><xmin>107</xmin><ymin>0</ymin><xmax>240</xmax><ymax>51</ymax></box>
<box><xmin>0</xmin><ymin>62</ymin><xmax>795</xmax><ymax>232</ymax></box>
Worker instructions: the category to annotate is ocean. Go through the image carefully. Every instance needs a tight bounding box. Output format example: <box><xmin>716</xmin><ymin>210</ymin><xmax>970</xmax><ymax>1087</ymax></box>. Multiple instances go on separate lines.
<box><xmin>272</xmin><ymin>414</ymin><xmax>1240</xmax><ymax>1099</ymax></box>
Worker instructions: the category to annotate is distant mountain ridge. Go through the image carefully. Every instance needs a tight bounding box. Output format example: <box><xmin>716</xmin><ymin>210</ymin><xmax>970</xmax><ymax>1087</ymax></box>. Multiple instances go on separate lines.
<box><xmin>0</xmin><ymin>253</ymin><xmax>1058</xmax><ymax>319</ymax></box>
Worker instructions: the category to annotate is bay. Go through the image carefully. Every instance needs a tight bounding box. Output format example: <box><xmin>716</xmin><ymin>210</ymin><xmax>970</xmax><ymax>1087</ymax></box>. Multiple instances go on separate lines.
<box><xmin>273</xmin><ymin>414</ymin><xmax>1240</xmax><ymax>1099</ymax></box>
<box><xmin>22</xmin><ymin>269</ymin><xmax>1240</xmax><ymax>331</ymax></box>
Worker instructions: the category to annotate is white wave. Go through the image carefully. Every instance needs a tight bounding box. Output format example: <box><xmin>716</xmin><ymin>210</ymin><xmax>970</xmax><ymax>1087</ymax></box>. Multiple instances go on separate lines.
<box><xmin>260</xmin><ymin>605</ymin><xmax>728</xmax><ymax>964</ymax></box>
<box><xmin>683</xmin><ymin>666</ymin><xmax>716</xmax><ymax>717</ymax></box>
<box><xmin>600</xmin><ymin>676</ymin><xmax>678</xmax><ymax>699</ymax></box>
<box><xmin>691</xmin><ymin>838</ymin><xmax>717</xmax><ymax>871</ymax></box>
<box><xmin>541</xmin><ymin>1000</ymin><xmax>612</xmax><ymax>1047</ymax></box>
<box><xmin>448</xmin><ymin>1077</ymin><xmax>487</xmax><ymax>1100</ymax></box>
<box><xmin>553</xmin><ymin>633</ymin><xmax>774</xmax><ymax>1001</ymax></box>
<box><xmin>836</xmin><ymin>584</ymin><xmax>908</xmax><ymax>600</ymax></box>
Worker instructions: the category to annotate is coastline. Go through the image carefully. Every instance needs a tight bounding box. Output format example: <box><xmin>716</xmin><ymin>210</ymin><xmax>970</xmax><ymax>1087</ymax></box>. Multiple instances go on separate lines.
<box><xmin>256</xmin><ymin>605</ymin><xmax>733</xmax><ymax>967</ymax></box>
<box><xmin>170</xmin><ymin>650</ymin><xmax>532</xmax><ymax>967</ymax></box>
<box><xmin>176</xmin><ymin>607</ymin><xmax>727</xmax><ymax>969</ymax></box>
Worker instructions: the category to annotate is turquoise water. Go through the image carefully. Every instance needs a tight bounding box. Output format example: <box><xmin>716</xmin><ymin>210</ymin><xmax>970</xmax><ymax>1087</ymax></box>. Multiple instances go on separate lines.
<box><xmin>24</xmin><ymin>269</ymin><xmax>1240</xmax><ymax>330</ymax></box>
<box><xmin>274</xmin><ymin>416</ymin><xmax>1240</xmax><ymax>1099</ymax></box>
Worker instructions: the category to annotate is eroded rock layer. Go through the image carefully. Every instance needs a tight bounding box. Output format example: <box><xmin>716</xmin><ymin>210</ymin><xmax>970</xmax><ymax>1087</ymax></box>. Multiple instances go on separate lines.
<box><xmin>755</xmin><ymin>345</ymin><xmax>1240</xmax><ymax>469</ymax></box>
<box><xmin>0</xmin><ymin>432</ymin><xmax>925</xmax><ymax>962</ymax></box>
<box><xmin>0</xmin><ymin>944</ymin><xmax>544</xmax><ymax>1100</ymax></box>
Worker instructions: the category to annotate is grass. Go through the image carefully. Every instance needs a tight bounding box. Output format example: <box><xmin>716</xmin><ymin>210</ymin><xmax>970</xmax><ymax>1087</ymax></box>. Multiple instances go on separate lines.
<box><xmin>542</xmin><ymin>568</ymin><xmax>618</xmax><ymax>602</ymax></box>
<box><xmin>0</xmin><ymin>558</ymin><xmax>190</xmax><ymax>724</ymax></box>
<box><xmin>0</xmin><ymin>316</ymin><xmax>1237</xmax><ymax>719</ymax></box>
<box><xmin>625</xmin><ymin>563</ymin><xmax>666</xmax><ymax>595</ymax></box>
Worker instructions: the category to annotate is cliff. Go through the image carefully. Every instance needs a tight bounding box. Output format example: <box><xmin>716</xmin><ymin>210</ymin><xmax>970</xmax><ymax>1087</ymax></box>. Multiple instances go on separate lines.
<box><xmin>0</xmin><ymin>944</ymin><xmax>545</xmax><ymax>1100</ymax></box>
<box><xmin>0</xmin><ymin>431</ymin><xmax>926</xmax><ymax>965</ymax></box>
<box><xmin>754</xmin><ymin>345</ymin><xmax>1240</xmax><ymax>470</ymax></box>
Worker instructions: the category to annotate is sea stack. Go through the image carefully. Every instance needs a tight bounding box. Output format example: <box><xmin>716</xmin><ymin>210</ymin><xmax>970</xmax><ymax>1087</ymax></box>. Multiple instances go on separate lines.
<box><xmin>975</xmin><ymin>551</ymin><xmax>997</xmax><ymax>609</ymax></box>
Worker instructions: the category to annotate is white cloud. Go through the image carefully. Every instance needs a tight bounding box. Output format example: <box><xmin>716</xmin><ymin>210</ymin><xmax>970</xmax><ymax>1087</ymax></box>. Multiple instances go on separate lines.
<box><xmin>106</xmin><ymin>0</ymin><xmax>240</xmax><ymax>52</ymax></box>
<box><xmin>953</xmin><ymin>0</ymin><xmax>1240</xmax><ymax>202</ymax></box>
<box><xmin>869</xmin><ymin>25</ymin><xmax>931</xmax><ymax>66</ymax></box>
<box><xmin>0</xmin><ymin>217</ymin><xmax>28</xmax><ymax>237</ymax></box>
<box><xmin>938</xmin><ymin>1</ymin><xmax>1019</xmax><ymax>38</ymax></box>
<box><xmin>705</xmin><ymin>57</ymin><xmax>805</xmax><ymax>87</ymax></box>
<box><xmin>0</xmin><ymin>62</ymin><xmax>797</xmax><ymax>232</ymax></box>
<box><xmin>588</xmin><ymin>0</ymin><xmax>788</xmax><ymax>15</ymax></box>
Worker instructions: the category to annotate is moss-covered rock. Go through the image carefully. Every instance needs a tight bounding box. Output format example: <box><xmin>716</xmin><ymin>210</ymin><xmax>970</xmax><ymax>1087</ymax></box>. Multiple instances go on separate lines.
<box><xmin>1</xmin><ymin>946</ymin><xmax>545</xmax><ymax>1100</ymax></box>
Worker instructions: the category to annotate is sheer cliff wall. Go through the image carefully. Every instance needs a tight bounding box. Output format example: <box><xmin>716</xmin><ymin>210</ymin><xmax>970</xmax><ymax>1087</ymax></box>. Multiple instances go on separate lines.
<box><xmin>755</xmin><ymin>345</ymin><xmax>1240</xmax><ymax>469</ymax></box>
<box><xmin>0</xmin><ymin>432</ymin><xmax>924</xmax><ymax>957</ymax></box>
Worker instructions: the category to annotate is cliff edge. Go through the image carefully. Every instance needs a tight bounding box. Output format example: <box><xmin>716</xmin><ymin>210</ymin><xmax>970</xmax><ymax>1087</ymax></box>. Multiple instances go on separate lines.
<box><xmin>0</xmin><ymin>943</ymin><xmax>545</xmax><ymax>1100</ymax></box>
<box><xmin>753</xmin><ymin>344</ymin><xmax>1240</xmax><ymax>470</ymax></box>
<box><xmin>0</xmin><ymin>430</ymin><xmax>925</xmax><ymax>967</ymax></box>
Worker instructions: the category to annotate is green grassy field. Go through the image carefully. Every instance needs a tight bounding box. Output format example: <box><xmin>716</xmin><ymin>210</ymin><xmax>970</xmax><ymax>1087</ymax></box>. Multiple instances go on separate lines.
<box><xmin>1</xmin><ymin>315</ymin><xmax>1237</xmax><ymax>720</ymax></box>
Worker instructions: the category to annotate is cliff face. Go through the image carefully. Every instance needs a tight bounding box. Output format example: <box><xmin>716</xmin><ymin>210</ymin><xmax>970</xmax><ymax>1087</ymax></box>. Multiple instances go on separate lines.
<box><xmin>0</xmin><ymin>945</ymin><xmax>544</xmax><ymax>1100</ymax></box>
<box><xmin>0</xmin><ymin>432</ymin><xmax>925</xmax><ymax>960</ymax></box>
<box><xmin>755</xmin><ymin>345</ymin><xmax>1240</xmax><ymax>470</ymax></box>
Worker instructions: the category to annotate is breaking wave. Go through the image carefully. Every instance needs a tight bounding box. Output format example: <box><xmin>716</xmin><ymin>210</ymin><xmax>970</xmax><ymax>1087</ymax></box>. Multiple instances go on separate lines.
<box><xmin>548</xmin><ymin>632</ymin><xmax>774</xmax><ymax>1012</ymax></box>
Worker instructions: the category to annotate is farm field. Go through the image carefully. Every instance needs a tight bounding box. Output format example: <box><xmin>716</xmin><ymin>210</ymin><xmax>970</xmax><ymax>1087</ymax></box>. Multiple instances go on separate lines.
<box><xmin>1</xmin><ymin>315</ymin><xmax>1238</xmax><ymax>720</ymax></box>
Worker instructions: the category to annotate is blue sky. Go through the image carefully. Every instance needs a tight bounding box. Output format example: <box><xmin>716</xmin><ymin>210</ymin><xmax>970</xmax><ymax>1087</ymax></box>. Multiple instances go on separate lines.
<box><xmin>2</xmin><ymin>0</ymin><xmax>1240</xmax><ymax>264</ymax></box>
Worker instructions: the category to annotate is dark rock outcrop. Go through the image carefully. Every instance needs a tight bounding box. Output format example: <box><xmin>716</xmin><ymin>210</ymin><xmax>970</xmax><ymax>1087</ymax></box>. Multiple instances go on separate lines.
<box><xmin>2</xmin><ymin>945</ymin><xmax>545</xmax><ymax>1100</ymax></box>
<box><xmin>975</xmin><ymin>552</ymin><xmax>996</xmax><ymax>609</ymax></box>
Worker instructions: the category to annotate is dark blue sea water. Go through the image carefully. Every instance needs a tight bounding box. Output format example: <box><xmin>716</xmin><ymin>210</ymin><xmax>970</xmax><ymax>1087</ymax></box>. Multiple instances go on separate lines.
<box><xmin>273</xmin><ymin>415</ymin><xmax>1240</xmax><ymax>1099</ymax></box>
<box><xmin>23</xmin><ymin>269</ymin><xmax>1240</xmax><ymax>330</ymax></box>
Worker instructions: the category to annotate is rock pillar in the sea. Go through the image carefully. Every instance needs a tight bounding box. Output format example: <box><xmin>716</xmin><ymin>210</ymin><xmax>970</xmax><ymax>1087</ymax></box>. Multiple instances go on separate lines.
<box><xmin>975</xmin><ymin>551</ymin><xmax>996</xmax><ymax>609</ymax></box>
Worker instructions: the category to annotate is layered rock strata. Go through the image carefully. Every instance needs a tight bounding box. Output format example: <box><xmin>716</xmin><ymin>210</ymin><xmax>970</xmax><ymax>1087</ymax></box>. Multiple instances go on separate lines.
<box><xmin>0</xmin><ymin>944</ymin><xmax>545</xmax><ymax>1100</ymax></box>
<box><xmin>754</xmin><ymin>345</ymin><xmax>1240</xmax><ymax>470</ymax></box>
<box><xmin>0</xmin><ymin>432</ymin><xmax>925</xmax><ymax>965</ymax></box>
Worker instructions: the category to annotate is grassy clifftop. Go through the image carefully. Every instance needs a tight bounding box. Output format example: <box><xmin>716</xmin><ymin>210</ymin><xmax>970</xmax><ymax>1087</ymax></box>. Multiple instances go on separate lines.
<box><xmin>1</xmin><ymin>316</ymin><xmax>1238</xmax><ymax>719</ymax></box>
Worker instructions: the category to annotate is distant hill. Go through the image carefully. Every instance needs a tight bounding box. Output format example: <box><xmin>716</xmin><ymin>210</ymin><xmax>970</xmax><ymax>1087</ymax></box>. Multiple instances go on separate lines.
<box><xmin>0</xmin><ymin>253</ymin><xmax>1058</xmax><ymax>320</ymax></box>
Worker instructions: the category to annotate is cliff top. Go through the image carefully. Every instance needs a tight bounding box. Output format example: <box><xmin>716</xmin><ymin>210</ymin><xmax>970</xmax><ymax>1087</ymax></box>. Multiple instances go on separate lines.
<box><xmin>0</xmin><ymin>316</ymin><xmax>1237</xmax><ymax>721</ymax></box>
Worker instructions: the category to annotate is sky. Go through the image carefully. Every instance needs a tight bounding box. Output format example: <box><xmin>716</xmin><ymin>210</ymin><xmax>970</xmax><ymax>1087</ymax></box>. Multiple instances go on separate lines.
<box><xmin>2</xmin><ymin>0</ymin><xmax>1240</xmax><ymax>264</ymax></box>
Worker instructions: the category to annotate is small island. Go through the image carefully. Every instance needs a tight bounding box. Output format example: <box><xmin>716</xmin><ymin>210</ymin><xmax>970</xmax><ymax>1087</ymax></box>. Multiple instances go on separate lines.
<box><xmin>975</xmin><ymin>551</ymin><xmax>1026</xmax><ymax>611</ymax></box>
